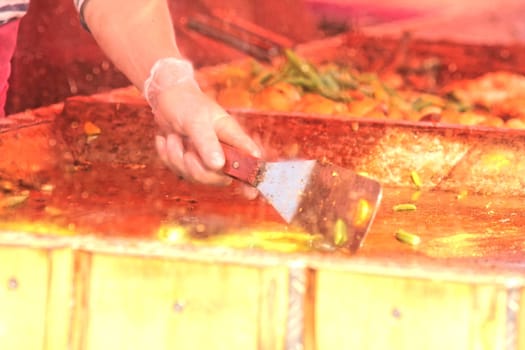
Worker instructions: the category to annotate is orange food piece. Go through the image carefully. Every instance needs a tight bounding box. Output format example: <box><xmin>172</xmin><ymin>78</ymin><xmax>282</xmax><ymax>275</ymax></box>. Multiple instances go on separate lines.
<box><xmin>216</xmin><ymin>87</ymin><xmax>253</xmax><ymax>108</ymax></box>
<box><xmin>83</xmin><ymin>121</ymin><xmax>101</xmax><ymax>136</ymax></box>
<box><xmin>346</xmin><ymin>98</ymin><xmax>379</xmax><ymax>117</ymax></box>
<box><xmin>252</xmin><ymin>82</ymin><xmax>301</xmax><ymax>112</ymax></box>
<box><xmin>379</xmin><ymin>72</ymin><xmax>404</xmax><ymax>89</ymax></box>
<box><xmin>492</xmin><ymin>97</ymin><xmax>525</xmax><ymax>120</ymax></box>
<box><xmin>505</xmin><ymin>118</ymin><xmax>525</xmax><ymax>129</ymax></box>
<box><xmin>478</xmin><ymin>115</ymin><xmax>504</xmax><ymax>128</ymax></box>
<box><xmin>386</xmin><ymin>106</ymin><xmax>408</xmax><ymax>120</ymax></box>
<box><xmin>441</xmin><ymin>110</ymin><xmax>491</xmax><ymax>126</ymax></box>
<box><xmin>294</xmin><ymin>93</ymin><xmax>347</xmax><ymax>115</ymax></box>
<box><xmin>443</xmin><ymin>71</ymin><xmax>525</xmax><ymax>107</ymax></box>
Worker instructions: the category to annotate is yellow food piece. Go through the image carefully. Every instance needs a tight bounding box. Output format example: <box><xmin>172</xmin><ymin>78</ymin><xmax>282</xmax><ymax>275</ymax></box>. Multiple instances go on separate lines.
<box><xmin>505</xmin><ymin>118</ymin><xmax>525</xmax><ymax>129</ymax></box>
<box><xmin>40</xmin><ymin>183</ymin><xmax>55</xmax><ymax>193</ymax></box>
<box><xmin>370</xmin><ymin>80</ymin><xmax>390</xmax><ymax>103</ymax></box>
<box><xmin>456</xmin><ymin>189</ymin><xmax>468</xmax><ymax>200</ymax></box>
<box><xmin>442</xmin><ymin>111</ymin><xmax>487</xmax><ymax>126</ymax></box>
<box><xmin>481</xmin><ymin>116</ymin><xmax>505</xmax><ymax>128</ymax></box>
<box><xmin>44</xmin><ymin>206</ymin><xmax>63</xmax><ymax>216</ymax></box>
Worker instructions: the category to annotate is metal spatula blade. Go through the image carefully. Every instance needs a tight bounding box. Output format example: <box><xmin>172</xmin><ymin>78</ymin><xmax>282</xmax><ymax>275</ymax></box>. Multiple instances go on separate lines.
<box><xmin>221</xmin><ymin>142</ymin><xmax>383</xmax><ymax>252</ymax></box>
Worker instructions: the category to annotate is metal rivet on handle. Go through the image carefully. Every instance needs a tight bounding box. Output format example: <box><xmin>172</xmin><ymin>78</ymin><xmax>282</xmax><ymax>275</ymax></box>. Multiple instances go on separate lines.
<box><xmin>232</xmin><ymin>161</ymin><xmax>240</xmax><ymax>169</ymax></box>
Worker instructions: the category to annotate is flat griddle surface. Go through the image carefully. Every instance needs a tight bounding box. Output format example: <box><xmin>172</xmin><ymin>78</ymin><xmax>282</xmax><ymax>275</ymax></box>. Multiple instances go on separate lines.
<box><xmin>1</xmin><ymin>99</ymin><xmax>524</xmax><ymax>273</ymax></box>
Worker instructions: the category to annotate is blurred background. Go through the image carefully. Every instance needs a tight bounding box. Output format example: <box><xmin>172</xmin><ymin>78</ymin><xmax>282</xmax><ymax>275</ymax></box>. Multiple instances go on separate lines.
<box><xmin>6</xmin><ymin>0</ymin><xmax>525</xmax><ymax>115</ymax></box>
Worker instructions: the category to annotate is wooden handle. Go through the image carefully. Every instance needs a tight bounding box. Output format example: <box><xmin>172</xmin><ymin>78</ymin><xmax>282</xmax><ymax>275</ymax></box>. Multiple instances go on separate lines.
<box><xmin>221</xmin><ymin>142</ymin><xmax>265</xmax><ymax>187</ymax></box>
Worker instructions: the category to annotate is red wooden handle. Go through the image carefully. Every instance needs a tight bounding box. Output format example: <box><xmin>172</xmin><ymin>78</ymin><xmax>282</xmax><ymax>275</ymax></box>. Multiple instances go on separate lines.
<box><xmin>221</xmin><ymin>142</ymin><xmax>265</xmax><ymax>187</ymax></box>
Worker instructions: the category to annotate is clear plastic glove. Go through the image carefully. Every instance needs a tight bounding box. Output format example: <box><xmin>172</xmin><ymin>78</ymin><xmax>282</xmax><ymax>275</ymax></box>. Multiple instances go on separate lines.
<box><xmin>144</xmin><ymin>57</ymin><xmax>261</xmax><ymax>198</ymax></box>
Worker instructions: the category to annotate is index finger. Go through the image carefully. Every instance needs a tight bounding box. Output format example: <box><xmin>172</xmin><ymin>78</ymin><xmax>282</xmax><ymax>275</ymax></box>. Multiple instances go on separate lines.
<box><xmin>214</xmin><ymin>114</ymin><xmax>262</xmax><ymax>159</ymax></box>
<box><xmin>184</xmin><ymin>114</ymin><xmax>226</xmax><ymax>171</ymax></box>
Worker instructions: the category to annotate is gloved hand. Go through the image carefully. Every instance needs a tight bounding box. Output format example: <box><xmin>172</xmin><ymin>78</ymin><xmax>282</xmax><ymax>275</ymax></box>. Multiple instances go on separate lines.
<box><xmin>144</xmin><ymin>57</ymin><xmax>261</xmax><ymax>198</ymax></box>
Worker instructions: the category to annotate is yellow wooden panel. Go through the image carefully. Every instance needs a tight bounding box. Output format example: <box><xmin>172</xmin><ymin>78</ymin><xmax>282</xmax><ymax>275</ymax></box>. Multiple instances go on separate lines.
<box><xmin>257</xmin><ymin>266</ymin><xmax>289</xmax><ymax>350</ymax></box>
<box><xmin>315</xmin><ymin>270</ymin><xmax>508</xmax><ymax>350</ymax></box>
<box><xmin>77</xmin><ymin>253</ymin><xmax>288</xmax><ymax>350</ymax></box>
<box><xmin>0</xmin><ymin>246</ymin><xmax>50</xmax><ymax>350</ymax></box>
<box><xmin>43</xmin><ymin>248</ymin><xmax>74</xmax><ymax>350</ymax></box>
<box><xmin>519</xmin><ymin>288</ymin><xmax>525</xmax><ymax>350</ymax></box>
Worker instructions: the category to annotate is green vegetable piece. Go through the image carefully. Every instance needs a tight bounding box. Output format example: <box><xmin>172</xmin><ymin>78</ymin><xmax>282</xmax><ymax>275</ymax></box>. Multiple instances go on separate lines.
<box><xmin>410</xmin><ymin>170</ymin><xmax>422</xmax><ymax>189</ymax></box>
<box><xmin>332</xmin><ymin>71</ymin><xmax>359</xmax><ymax>90</ymax></box>
<box><xmin>333</xmin><ymin>218</ymin><xmax>348</xmax><ymax>247</ymax></box>
<box><xmin>393</xmin><ymin>203</ymin><xmax>417</xmax><ymax>212</ymax></box>
<box><xmin>281</xmin><ymin>49</ymin><xmax>352</xmax><ymax>102</ymax></box>
<box><xmin>284</xmin><ymin>76</ymin><xmax>316</xmax><ymax>89</ymax></box>
<box><xmin>258</xmin><ymin>72</ymin><xmax>274</xmax><ymax>85</ymax></box>
<box><xmin>320</xmin><ymin>72</ymin><xmax>341</xmax><ymax>93</ymax></box>
<box><xmin>412</xmin><ymin>98</ymin><xmax>434</xmax><ymax>112</ymax></box>
<box><xmin>411</xmin><ymin>191</ymin><xmax>422</xmax><ymax>202</ymax></box>
<box><xmin>395</xmin><ymin>229</ymin><xmax>421</xmax><ymax>246</ymax></box>
<box><xmin>381</xmin><ymin>83</ymin><xmax>399</xmax><ymax>97</ymax></box>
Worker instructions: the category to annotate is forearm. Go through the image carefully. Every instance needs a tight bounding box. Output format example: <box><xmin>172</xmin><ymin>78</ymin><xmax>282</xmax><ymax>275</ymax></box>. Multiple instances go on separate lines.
<box><xmin>82</xmin><ymin>0</ymin><xmax>182</xmax><ymax>90</ymax></box>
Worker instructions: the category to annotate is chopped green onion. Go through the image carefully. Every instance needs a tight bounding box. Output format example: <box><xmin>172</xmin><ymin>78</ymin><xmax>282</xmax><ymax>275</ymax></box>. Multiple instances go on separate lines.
<box><xmin>412</xmin><ymin>98</ymin><xmax>434</xmax><ymax>112</ymax></box>
<box><xmin>411</xmin><ymin>191</ymin><xmax>422</xmax><ymax>202</ymax></box>
<box><xmin>393</xmin><ymin>203</ymin><xmax>417</xmax><ymax>212</ymax></box>
<box><xmin>333</xmin><ymin>218</ymin><xmax>348</xmax><ymax>247</ymax></box>
<box><xmin>395</xmin><ymin>229</ymin><xmax>421</xmax><ymax>246</ymax></box>
<box><xmin>410</xmin><ymin>170</ymin><xmax>422</xmax><ymax>189</ymax></box>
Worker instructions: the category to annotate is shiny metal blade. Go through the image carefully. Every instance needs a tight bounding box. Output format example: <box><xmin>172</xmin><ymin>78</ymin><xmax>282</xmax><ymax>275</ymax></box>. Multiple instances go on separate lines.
<box><xmin>257</xmin><ymin>160</ymin><xmax>382</xmax><ymax>252</ymax></box>
<box><xmin>257</xmin><ymin>160</ymin><xmax>316</xmax><ymax>222</ymax></box>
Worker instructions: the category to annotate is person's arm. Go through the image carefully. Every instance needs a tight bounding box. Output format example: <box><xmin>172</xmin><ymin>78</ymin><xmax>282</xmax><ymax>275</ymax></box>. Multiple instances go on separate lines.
<box><xmin>80</xmin><ymin>0</ymin><xmax>261</xmax><ymax>192</ymax></box>
<box><xmin>82</xmin><ymin>0</ymin><xmax>179</xmax><ymax>87</ymax></box>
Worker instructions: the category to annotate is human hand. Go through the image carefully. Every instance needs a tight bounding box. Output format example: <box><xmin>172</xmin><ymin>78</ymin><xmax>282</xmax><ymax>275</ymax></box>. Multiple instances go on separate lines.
<box><xmin>144</xmin><ymin>58</ymin><xmax>261</xmax><ymax>198</ymax></box>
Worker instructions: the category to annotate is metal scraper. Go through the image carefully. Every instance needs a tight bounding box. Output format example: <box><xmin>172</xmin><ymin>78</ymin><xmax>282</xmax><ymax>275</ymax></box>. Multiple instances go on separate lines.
<box><xmin>221</xmin><ymin>142</ymin><xmax>383</xmax><ymax>252</ymax></box>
